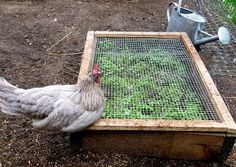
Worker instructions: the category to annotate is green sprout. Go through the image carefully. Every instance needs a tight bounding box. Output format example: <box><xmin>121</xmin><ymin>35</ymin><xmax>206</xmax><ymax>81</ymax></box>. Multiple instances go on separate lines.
<box><xmin>98</xmin><ymin>40</ymin><xmax>117</xmax><ymax>50</ymax></box>
<box><xmin>95</xmin><ymin>45</ymin><xmax>207</xmax><ymax>120</ymax></box>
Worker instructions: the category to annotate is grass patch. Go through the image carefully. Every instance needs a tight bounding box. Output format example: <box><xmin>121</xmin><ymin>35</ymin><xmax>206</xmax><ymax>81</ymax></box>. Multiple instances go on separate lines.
<box><xmin>224</xmin><ymin>0</ymin><xmax>236</xmax><ymax>23</ymax></box>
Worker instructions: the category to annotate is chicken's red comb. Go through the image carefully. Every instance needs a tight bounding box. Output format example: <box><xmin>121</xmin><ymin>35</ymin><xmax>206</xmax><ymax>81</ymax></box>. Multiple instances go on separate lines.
<box><xmin>93</xmin><ymin>64</ymin><xmax>99</xmax><ymax>73</ymax></box>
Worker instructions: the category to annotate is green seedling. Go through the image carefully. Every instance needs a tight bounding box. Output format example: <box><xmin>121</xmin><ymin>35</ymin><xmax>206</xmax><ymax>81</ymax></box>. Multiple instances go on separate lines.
<box><xmin>95</xmin><ymin>45</ymin><xmax>207</xmax><ymax>120</ymax></box>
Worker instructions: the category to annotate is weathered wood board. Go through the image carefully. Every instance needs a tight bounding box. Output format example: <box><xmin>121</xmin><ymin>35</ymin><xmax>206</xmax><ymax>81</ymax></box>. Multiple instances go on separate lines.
<box><xmin>78</xmin><ymin>131</ymin><xmax>225</xmax><ymax>160</ymax></box>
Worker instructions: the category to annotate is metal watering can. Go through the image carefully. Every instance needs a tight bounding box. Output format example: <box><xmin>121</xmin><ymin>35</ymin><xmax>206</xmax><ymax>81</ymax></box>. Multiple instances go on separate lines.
<box><xmin>166</xmin><ymin>2</ymin><xmax>230</xmax><ymax>46</ymax></box>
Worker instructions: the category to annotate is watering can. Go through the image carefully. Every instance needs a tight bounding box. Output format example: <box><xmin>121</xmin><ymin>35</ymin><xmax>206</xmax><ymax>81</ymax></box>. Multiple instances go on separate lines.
<box><xmin>166</xmin><ymin>2</ymin><xmax>230</xmax><ymax>46</ymax></box>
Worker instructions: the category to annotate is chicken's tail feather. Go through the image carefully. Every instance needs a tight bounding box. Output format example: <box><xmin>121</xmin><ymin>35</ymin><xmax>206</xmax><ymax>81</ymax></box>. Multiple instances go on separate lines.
<box><xmin>0</xmin><ymin>77</ymin><xmax>22</xmax><ymax>116</ymax></box>
<box><xmin>0</xmin><ymin>77</ymin><xmax>17</xmax><ymax>92</ymax></box>
<box><xmin>1</xmin><ymin>108</ymin><xmax>22</xmax><ymax>116</ymax></box>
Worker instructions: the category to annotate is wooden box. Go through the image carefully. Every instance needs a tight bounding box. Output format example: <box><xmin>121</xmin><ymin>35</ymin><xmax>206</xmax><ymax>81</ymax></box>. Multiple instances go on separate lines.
<box><xmin>75</xmin><ymin>31</ymin><xmax>236</xmax><ymax>160</ymax></box>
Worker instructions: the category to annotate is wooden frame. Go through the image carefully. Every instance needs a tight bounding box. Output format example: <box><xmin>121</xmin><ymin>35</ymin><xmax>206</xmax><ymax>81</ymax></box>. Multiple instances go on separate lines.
<box><xmin>78</xmin><ymin>31</ymin><xmax>236</xmax><ymax>135</ymax></box>
<box><xmin>75</xmin><ymin>131</ymin><xmax>227</xmax><ymax>160</ymax></box>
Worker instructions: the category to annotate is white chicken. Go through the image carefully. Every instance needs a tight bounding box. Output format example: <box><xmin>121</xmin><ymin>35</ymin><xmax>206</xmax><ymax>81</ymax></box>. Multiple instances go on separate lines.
<box><xmin>0</xmin><ymin>64</ymin><xmax>105</xmax><ymax>132</ymax></box>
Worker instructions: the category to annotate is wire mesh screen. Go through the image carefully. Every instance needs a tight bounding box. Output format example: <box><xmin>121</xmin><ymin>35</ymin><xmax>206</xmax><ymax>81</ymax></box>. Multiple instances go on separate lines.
<box><xmin>94</xmin><ymin>37</ymin><xmax>220</xmax><ymax>121</ymax></box>
<box><xmin>196</xmin><ymin>0</ymin><xmax>236</xmax><ymax>77</ymax></box>
<box><xmin>196</xmin><ymin>0</ymin><xmax>236</xmax><ymax>121</ymax></box>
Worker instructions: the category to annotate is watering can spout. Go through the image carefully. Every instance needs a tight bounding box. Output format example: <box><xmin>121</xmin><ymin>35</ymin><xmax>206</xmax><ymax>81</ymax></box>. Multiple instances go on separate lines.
<box><xmin>194</xmin><ymin>27</ymin><xmax>231</xmax><ymax>46</ymax></box>
<box><xmin>194</xmin><ymin>36</ymin><xmax>218</xmax><ymax>46</ymax></box>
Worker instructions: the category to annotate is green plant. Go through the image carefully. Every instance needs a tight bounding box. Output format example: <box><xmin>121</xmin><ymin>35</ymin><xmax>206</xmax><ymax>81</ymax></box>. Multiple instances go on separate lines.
<box><xmin>224</xmin><ymin>0</ymin><xmax>236</xmax><ymax>23</ymax></box>
<box><xmin>95</xmin><ymin>41</ymin><xmax>207</xmax><ymax>120</ymax></box>
<box><xmin>98</xmin><ymin>40</ymin><xmax>117</xmax><ymax>50</ymax></box>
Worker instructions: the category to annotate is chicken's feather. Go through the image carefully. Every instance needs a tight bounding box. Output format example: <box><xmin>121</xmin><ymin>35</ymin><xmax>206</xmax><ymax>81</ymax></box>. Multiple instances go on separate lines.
<box><xmin>0</xmin><ymin>75</ymin><xmax>105</xmax><ymax>132</ymax></box>
<box><xmin>17</xmin><ymin>85</ymin><xmax>79</xmax><ymax>118</ymax></box>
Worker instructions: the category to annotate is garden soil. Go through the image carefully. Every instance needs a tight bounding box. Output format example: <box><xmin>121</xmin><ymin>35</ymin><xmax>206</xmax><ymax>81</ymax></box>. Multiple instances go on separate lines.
<box><xmin>0</xmin><ymin>0</ymin><xmax>235</xmax><ymax>166</ymax></box>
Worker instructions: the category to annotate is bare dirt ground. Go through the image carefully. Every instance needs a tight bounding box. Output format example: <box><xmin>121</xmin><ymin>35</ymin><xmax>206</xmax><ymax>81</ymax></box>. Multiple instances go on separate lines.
<box><xmin>0</xmin><ymin>0</ymin><xmax>235</xmax><ymax>166</ymax></box>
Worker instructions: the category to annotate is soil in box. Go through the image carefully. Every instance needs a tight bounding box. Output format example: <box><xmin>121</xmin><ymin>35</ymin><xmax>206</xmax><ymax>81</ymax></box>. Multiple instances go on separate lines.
<box><xmin>94</xmin><ymin>37</ymin><xmax>220</xmax><ymax>121</ymax></box>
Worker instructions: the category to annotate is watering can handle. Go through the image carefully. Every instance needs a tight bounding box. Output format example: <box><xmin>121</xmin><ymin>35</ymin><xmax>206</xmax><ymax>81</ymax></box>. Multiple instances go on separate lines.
<box><xmin>167</xmin><ymin>2</ymin><xmax>178</xmax><ymax>22</ymax></box>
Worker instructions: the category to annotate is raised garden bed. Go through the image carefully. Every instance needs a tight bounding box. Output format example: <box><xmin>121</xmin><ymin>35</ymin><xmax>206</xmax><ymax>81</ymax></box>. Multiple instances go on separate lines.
<box><xmin>75</xmin><ymin>31</ymin><xmax>236</xmax><ymax>160</ymax></box>
<box><xmin>96</xmin><ymin>39</ymin><xmax>215</xmax><ymax>120</ymax></box>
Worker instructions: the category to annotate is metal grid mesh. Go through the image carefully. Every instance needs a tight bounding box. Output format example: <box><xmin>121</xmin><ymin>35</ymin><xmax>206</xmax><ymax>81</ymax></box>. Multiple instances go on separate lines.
<box><xmin>195</xmin><ymin>0</ymin><xmax>236</xmax><ymax>77</ymax></box>
<box><xmin>94</xmin><ymin>37</ymin><xmax>220</xmax><ymax>120</ymax></box>
<box><xmin>195</xmin><ymin>0</ymin><xmax>236</xmax><ymax>121</ymax></box>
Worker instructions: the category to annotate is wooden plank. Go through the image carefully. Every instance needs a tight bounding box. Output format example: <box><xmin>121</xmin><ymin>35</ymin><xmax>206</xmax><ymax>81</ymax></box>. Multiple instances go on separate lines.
<box><xmin>88</xmin><ymin>119</ymin><xmax>229</xmax><ymax>132</ymax></box>
<box><xmin>80</xmin><ymin>131</ymin><xmax>225</xmax><ymax>160</ymax></box>
<box><xmin>78</xmin><ymin>31</ymin><xmax>96</xmax><ymax>82</ymax></box>
<box><xmin>180</xmin><ymin>33</ymin><xmax>236</xmax><ymax>134</ymax></box>
<box><xmin>94</xmin><ymin>31</ymin><xmax>182</xmax><ymax>38</ymax></box>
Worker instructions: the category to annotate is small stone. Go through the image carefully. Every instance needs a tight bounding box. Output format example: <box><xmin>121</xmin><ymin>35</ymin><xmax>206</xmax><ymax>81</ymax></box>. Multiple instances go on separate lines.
<box><xmin>212</xmin><ymin>163</ymin><xmax>218</xmax><ymax>167</ymax></box>
<box><xmin>233</xmin><ymin>58</ymin><xmax>236</xmax><ymax>65</ymax></box>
